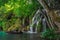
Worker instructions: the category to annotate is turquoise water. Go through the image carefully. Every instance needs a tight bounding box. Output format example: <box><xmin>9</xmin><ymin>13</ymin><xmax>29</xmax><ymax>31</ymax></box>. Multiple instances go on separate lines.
<box><xmin>0</xmin><ymin>31</ymin><xmax>41</xmax><ymax>40</ymax></box>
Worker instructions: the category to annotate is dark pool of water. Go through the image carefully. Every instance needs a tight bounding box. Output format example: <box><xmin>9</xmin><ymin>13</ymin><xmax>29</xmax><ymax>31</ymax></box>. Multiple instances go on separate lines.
<box><xmin>0</xmin><ymin>31</ymin><xmax>42</xmax><ymax>40</ymax></box>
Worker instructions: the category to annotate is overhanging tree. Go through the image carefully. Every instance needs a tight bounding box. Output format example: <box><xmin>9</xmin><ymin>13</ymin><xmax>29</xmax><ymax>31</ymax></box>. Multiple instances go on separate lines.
<box><xmin>38</xmin><ymin>0</ymin><xmax>60</xmax><ymax>32</ymax></box>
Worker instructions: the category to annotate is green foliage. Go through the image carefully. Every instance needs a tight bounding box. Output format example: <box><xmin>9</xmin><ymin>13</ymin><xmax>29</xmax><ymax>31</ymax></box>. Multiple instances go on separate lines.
<box><xmin>41</xmin><ymin>29</ymin><xmax>60</xmax><ymax>39</ymax></box>
<box><xmin>0</xmin><ymin>0</ymin><xmax>8</xmax><ymax>7</ymax></box>
<box><xmin>13</xmin><ymin>0</ymin><xmax>40</xmax><ymax>17</ymax></box>
<box><xmin>0</xmin><ymin>0</ymin><xmax>40</xmax><ymax>17</ymax></box>
<box><xmin>0</xmin><ymin>0</ymin><xmax>40</xmax><ymax>31</ymax></box>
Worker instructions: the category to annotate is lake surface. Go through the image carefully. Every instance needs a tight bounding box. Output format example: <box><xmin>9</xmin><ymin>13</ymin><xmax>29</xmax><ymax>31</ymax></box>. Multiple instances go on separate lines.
<box><xmin>0</xmin><ymin>31</ymin><xmax>42</xmax><ymax>40</ymax></box>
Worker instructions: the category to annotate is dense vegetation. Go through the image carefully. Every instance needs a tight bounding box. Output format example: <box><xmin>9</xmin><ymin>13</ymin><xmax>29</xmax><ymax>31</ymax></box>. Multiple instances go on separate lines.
<box><xmin>0</xmin><ymin>0</ymin><xmax>40</xmax><ymax>31</ymax></box>
<box><xmin>0</xmin><ymin>0</ymin><xmax>60</xmax><ymax>39</ymax></box>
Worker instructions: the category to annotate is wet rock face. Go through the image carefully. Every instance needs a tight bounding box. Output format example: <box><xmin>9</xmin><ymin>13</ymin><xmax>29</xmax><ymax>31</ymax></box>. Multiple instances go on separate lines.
<box><xmin>45</xmin><ymin>0</ymin><xmax>60</xmax><ymax>10</ymax></box>
<box><xmin>56</xmin><ymin>10</ymin><xmax>60</xmax><ymax>17</ymax></box>
<box><xmin>53</xmin><ymin>0</ymin><xmax>60</xmax><ymax>10</ymax></box>
<box><xmin>54</xmin><ymin>10</ymin><xmax>60</xmax><ymax>22</ymax></box>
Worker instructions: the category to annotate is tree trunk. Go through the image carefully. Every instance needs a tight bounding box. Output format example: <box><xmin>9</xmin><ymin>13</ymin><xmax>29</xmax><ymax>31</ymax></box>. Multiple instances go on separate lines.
<box><xmin>38</xmin><ymin>0</ymin><xmax>60</xmax><ymax>31</ymax></box>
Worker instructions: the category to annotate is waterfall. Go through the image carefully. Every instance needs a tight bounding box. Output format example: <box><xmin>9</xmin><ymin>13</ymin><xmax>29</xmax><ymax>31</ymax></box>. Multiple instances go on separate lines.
<box><xmin>27</xmin><ymin>9</ymin><xmax>41</xmax><ymax>33</ymax></box>
<box><xmin>42</xmin><ymin>18</ymin><xmax>47</xmax><ymax>32</ymax></box>
<box><xmin>26</xmin><ymin>9</ymin><xmax>49</xmax><ymax>33</ymax></box>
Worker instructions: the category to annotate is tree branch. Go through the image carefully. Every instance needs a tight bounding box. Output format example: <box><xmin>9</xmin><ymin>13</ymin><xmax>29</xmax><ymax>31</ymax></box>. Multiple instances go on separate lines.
<box><xmin>38</xmin><ymin>0</ymin><xmax>50</xmax><ymax>12</ymax></box>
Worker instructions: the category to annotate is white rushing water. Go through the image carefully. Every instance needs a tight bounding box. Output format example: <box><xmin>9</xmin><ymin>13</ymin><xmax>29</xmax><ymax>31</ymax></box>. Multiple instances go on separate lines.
<box><xmin>27</xmin><ymin>9</ymin><xmax>41</xmax><ymax>33</ymax></box>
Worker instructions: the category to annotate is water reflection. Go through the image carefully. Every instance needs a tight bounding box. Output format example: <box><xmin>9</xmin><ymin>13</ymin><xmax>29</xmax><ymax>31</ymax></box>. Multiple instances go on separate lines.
<box><xmin>0</xmin><ymin>31</ymin><xmax>42</xmax><ymax>40</ymax></box>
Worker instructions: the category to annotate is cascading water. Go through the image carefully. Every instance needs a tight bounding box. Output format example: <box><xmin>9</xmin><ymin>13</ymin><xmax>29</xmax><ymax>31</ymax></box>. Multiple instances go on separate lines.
<box><xmin>27</xmin><ymin>9</ymin><xmax>41</xmax><ymax>33</ymax></box>
<box><xmin>26</xmin><ymin>8</ymin><xmax>48</xmax><ymax>33</ymax></box>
